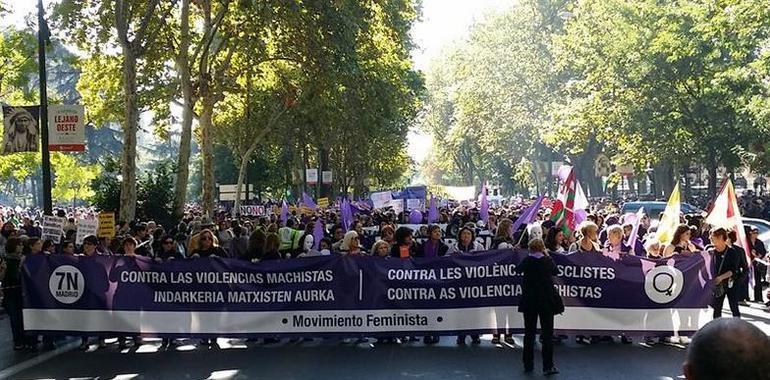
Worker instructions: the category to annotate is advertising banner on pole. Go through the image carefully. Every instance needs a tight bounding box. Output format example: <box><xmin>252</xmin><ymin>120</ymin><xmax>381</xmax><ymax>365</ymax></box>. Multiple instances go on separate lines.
<box><xmin>322</xmin><ymin>171</ymin><xmax>332</xmax><ymax>184</ymax></box>
<box><xmin>48</xmin><ymin>105</ymin><xmax>85</xmax><ymax>152</ymax></box>
<box><xmin>306</xmin><ymin>169</ymin><xmax>318</xmax><ymax>185</ymax></box>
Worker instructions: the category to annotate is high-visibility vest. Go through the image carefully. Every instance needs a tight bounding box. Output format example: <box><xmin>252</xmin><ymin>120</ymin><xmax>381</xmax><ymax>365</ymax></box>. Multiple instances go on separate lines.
<box><xmin>291</xmin><ymin>230</ymin><xmax>304</xmax><ymax>250</ymax></box>
<box><xmin>278</xmin><ymin>227</ymin><xmax>293</xmax><ymax>250</ymax></box>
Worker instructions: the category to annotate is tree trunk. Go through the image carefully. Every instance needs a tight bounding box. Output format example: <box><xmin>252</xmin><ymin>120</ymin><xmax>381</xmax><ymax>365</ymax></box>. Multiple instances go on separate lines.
<box><xmin>119</xmin><ymin>48</ymin><xmax>139</xmax><ymax>223</ymax></box>
<box><xmin>653</xmin><ymin>162</ymin><xmax>673</xmax><ymax>199</ymax></box>
<box><xmin>707</xmin><ymin>160</ymin><xmax>718</xmax><ymax>199</ymax></box>
<box><xmin>173</xmin><ymin>0</ymin><xmax>194</xmax><ymax>218</ymax></box>
<box><xmin>233</xmin><ymin>154</ymin><xmax>249</xmax><ymax>217</ymax></box>
<box><xmin>200</xmin><ymin>100</ymin><xmax>216</xmax><ymax>219</ymax></box>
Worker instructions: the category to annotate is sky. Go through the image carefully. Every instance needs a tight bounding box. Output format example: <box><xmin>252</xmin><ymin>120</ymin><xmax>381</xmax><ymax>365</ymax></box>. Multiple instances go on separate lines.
<box><xmin>2</xmin><ymin>0</ymin><xmax>513</xmax><ymax>164</ymax></box>
<box><xmin>407</xmin><ymin>0</ymin><xmax>511</xmax><ymax>164</ymax></box>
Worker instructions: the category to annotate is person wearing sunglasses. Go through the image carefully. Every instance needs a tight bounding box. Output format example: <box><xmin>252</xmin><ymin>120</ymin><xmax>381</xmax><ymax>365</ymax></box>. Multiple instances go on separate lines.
<box><xmin>190</xmin><ymin>229</ymin><xmax>226</xmax><ymax>258</ymax></box>
<box><xmin>156</xmin><ymin>235</ymin><xmax>184</xmax><ymax>262</ymax></box>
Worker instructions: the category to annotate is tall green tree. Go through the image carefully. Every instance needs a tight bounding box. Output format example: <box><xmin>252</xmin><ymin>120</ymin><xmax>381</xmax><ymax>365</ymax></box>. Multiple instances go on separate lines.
<box><xmin>548</xmin><ymin>0</ymin><xmax>770</xmax><ymax>197</ymax></box>
<box><xmin>55</xmin><ymin>0</ymin><xmax>176</xmax><ymax>222</ymax></box>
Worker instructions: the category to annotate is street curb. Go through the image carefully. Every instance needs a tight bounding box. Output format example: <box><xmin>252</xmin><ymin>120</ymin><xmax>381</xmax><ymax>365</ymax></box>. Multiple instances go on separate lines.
<box><xmin>0</xmin><ymin>340</ymin><xmax>79</xmax><ymax>379</ymax></box>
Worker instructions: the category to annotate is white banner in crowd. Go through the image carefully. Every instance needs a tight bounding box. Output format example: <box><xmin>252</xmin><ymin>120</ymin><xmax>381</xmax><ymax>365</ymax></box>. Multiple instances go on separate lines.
<box><xmin>76</xmin><ymin>218</ymin><xmax>99</xmax><ymax>245</ymax></box>
<box><xmin>41</xmin><ymin>216</ymin><xmax>66</xmax><ymax>244</ymax></box>
<box><xmin>441</xmin><ymin>186</ymin><xmax>476</xmax><ymax>201</ymax></box>
<box><xmin>370</xmin><ymin>191</ymin><xmax>393</xmax><ymax>209</ymax></box>
<box><xmin>406</xmin><ymin>198</ymin><xmax>423</xmax><ymax>211</ymax></box>
<box><xmin>48</xmin><ymin>104</ymin><xmax>85</xmax><ymax>152</ymax></box>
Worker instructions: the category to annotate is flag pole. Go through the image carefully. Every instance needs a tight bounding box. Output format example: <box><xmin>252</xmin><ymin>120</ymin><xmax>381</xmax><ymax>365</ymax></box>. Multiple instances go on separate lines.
<box><xmin>38</xmin><ymin>0</ymin><xmax>53</xmax><ymax>216</ymax></box>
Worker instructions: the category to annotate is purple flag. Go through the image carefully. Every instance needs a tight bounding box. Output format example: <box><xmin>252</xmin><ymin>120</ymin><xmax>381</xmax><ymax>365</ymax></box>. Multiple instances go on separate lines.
<box><xmin>479</xmin><ymin>183</ymin><xmax>489</xmax><ymax>224</ymax></box>
<box><xmin>511</xmin><ymin>194</ymin><xmax>544</xmax><ymax>236</ymax></box>
<box><xmin>302</xmin><ymin>192</ymin><xmax>317</xmax><ymax>209</ymax></box>
<box><xmin>427</xmin><ymin>195</ymin><xmax>439</xmax><ymax>223</ymax></box>
<box><xmin>280</xmin><ymin>200</ymin><xmax>289</xmax><ymax>226</ymax></box>
<box><xmin>341</xmin><ymin>199</ymin><xmax>353</xmax><ymax>231</ymax></box>
<box><xmin>626</xmin><ymin>207</ymin><xmax>644</xmax><ymax>251</ymax></box>
<box><xmin>312</xmin><ymin>218</ymin><xmax>325</xmax><ymax>250</ymax></box>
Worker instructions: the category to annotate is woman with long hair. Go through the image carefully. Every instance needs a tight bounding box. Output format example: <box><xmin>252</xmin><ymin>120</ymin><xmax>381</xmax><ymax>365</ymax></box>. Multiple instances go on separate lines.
<box><xmin>663</xmin><ymin>224</ymin><xmax>696</xmax><ymax>257</ymax></box>
<box><xmin>190</xmin><ymin>229</ymin><xmax>226</xmax><ymax>258</ymax></box>
<box><xmin>544</xmin><ymin>227</ymin><xmax>567</xmax><ymax>255</ymax></box>
<box><xmin>491</xmin><ymin>218</ymin><xmax>515</xmax><ymax>249</ymax></box>
<box><xmin>262</xmin><ymin>233</ymin><xmax>282</xmax><ymax>261</ymax></box>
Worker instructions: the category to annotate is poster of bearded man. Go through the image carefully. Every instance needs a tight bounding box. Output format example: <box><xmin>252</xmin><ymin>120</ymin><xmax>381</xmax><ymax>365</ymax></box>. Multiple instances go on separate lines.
<box><xmin>2</xmin><ymin>106</ymin><xmax>40</xmax><ymax>154</ymax></box>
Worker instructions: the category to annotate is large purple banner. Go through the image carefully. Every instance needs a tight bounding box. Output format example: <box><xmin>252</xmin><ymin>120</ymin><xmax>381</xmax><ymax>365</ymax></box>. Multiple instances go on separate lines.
<box><xmin>22</xmin><ymin>250</ymin><xmax>714</xmax><ymax>337</ymax></box>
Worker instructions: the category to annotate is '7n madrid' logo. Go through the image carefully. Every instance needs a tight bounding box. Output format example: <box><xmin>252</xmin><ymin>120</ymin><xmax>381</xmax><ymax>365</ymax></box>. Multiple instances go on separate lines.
<box><xmin>48</xmin><ymin>265</ymin><xmax>85</xmax><ymax>304</ymax></box>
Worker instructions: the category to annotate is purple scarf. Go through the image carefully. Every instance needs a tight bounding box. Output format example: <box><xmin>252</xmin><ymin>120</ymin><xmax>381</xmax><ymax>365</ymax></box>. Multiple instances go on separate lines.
<box><xmin>424</xmin><ymin>240</ymin><xmax>438</xmax><ymax>258</ymax></box>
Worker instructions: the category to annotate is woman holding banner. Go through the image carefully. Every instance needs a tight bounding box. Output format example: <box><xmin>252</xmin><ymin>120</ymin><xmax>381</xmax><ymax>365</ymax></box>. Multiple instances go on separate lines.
<box><xmin>418</xmin><ymin>225</ymin><xmax>449</xmax><ymax>258</ymax></box>
<box><xmin>516</xmin><ymin>238</ymin><xmax>560</xmax><ymax>376</ymax></box>
<box><xmin>663</xmin><ymin>224</ymin><xmax>696</xmax><ymax>257</ymax></box>
<box><xmin>568</xmin><ymin>221</ymin><xmax>600</xmax><ymax>254</ymax></box>
<box><xmin>491</xmin><ymin>218</ymin><xmax>516</xmax><ymax>345</ymax></box>
<box><xmin>450</xmin><ymin>226</ymin><xmax>484</xmax><ymax>345</ymax></box>
<box><xmin>390</xmin><ymin>227</ymin><xmax>418</xmax><ymax>259</ymax></box>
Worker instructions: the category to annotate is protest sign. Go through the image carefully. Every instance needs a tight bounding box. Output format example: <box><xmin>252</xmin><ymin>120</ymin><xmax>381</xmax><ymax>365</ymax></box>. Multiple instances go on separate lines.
<box><xmin>406</xmin><ymin>198</ymin><xmax>423</xmax><ymax>211</ymax></box>
<box><xmin>76</xmin><ymin>218</ymin><xmax>99</xmax><ymax>245</ymax></box>
<box><xmin>389</xmin><ymin>199</ymin><xmax>404</xmax><ymax>214</ymax></box>
<box><xmin>370</xmin><ymin>191</ymin><xmax>393</xmax><ymax>209</ymax></box>
<box><xmin>317</xmin><ymin>198</ymin><xmax>329</xmax><ymax>208</ymax></box>
<box><xmin>97</xmin><ymin>212</ymin><xmax>115</xmax><ymax>238</ymax></box>
<box><xmin>41</xmin><ymin>216</ymin><xmax>65</xmax><ymax>243</ymax></box>
<box><xmin>23</xmin><ymin>250</ymin><xmax>712</xmax><ymax>337</ymax></box>
<box><xmin>239</xmin><ymin>205</ymin><xmax>265</xmax><ymax>216</ymax></box>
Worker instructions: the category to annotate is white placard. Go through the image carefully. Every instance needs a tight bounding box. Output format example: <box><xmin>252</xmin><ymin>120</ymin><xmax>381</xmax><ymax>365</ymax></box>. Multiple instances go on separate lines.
<box><xmin>406</xmin><ymin>198</ymin><xmax>423</xmax><ymax>211</ymax></box>
<box><xmin>48</xmin><ymin>105</ymin><xmax>85</xmax><ymax>152</ymax></box>
<box><xmin>76</xmin><ymin>218</ymin><xmax>99</xmax><ymax>245</ymax></box>
<box><xmin>239</xmin><ymin>205</ymin><xmax>265</xmax><ymax>216</ymax></box>
<box><xmin>370</xmin><ymin>191</ymin><xmax>393</xmax><ymax>209</ymax></box>
<box><xmin>42</xmin><ymin>216</ymin><xmax>66</xmax><ymax>244</ymax></box>
<box><xmin>389</xmin><ymin>199</ymin><xmax>404</xmax><ymax>214</ymax></box>
<box><xmin>322</xmin><ymin>171</ymin><xmax>333</xmax><ymax>184</ymax></box>
<box><xmin>306</xmin><ymin>169</ymin><xmax>318</xmax><ymax>184</ymax></box>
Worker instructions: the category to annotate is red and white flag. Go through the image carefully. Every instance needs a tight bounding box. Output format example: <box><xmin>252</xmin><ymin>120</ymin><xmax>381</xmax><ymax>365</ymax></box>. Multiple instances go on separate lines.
<box><xmin>705</xmin><ymin>179</ymin><xmax>751</xmax><ymax>262</ymax></box>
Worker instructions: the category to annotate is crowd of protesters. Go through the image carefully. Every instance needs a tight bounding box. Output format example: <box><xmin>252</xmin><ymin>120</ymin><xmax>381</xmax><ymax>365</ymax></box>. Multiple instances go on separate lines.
<box><xmin>0</xmin><ymin>194</ymin><xmax>768</xmax><ymax>376</ymax></box>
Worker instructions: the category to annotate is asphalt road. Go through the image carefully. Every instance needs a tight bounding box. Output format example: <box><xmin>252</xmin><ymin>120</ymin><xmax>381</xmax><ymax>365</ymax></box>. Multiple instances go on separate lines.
<box><xmin>5</xmin><ymin>303</ymin><xmax>770</xmax><ymax>380</ymax></box>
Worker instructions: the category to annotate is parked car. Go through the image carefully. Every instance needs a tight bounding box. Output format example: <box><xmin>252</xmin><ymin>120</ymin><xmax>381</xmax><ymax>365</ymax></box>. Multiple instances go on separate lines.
<box><xmin>741</xmin><ymin>217</ymin><xmax>770</xmax><ymax>249</ymax></box>
<box><xmin>620</xmin><ymin>201</ymin><xmax>704</xmax><ymax>220</ymax></box>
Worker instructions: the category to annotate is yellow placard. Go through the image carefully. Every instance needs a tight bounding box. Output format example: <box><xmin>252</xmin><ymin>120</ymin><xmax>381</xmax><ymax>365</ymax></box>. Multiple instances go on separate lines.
<box><xmin>97</xmin><ymin>212</ymin><xmax>116</xmax><ymax>238</ymax></box>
